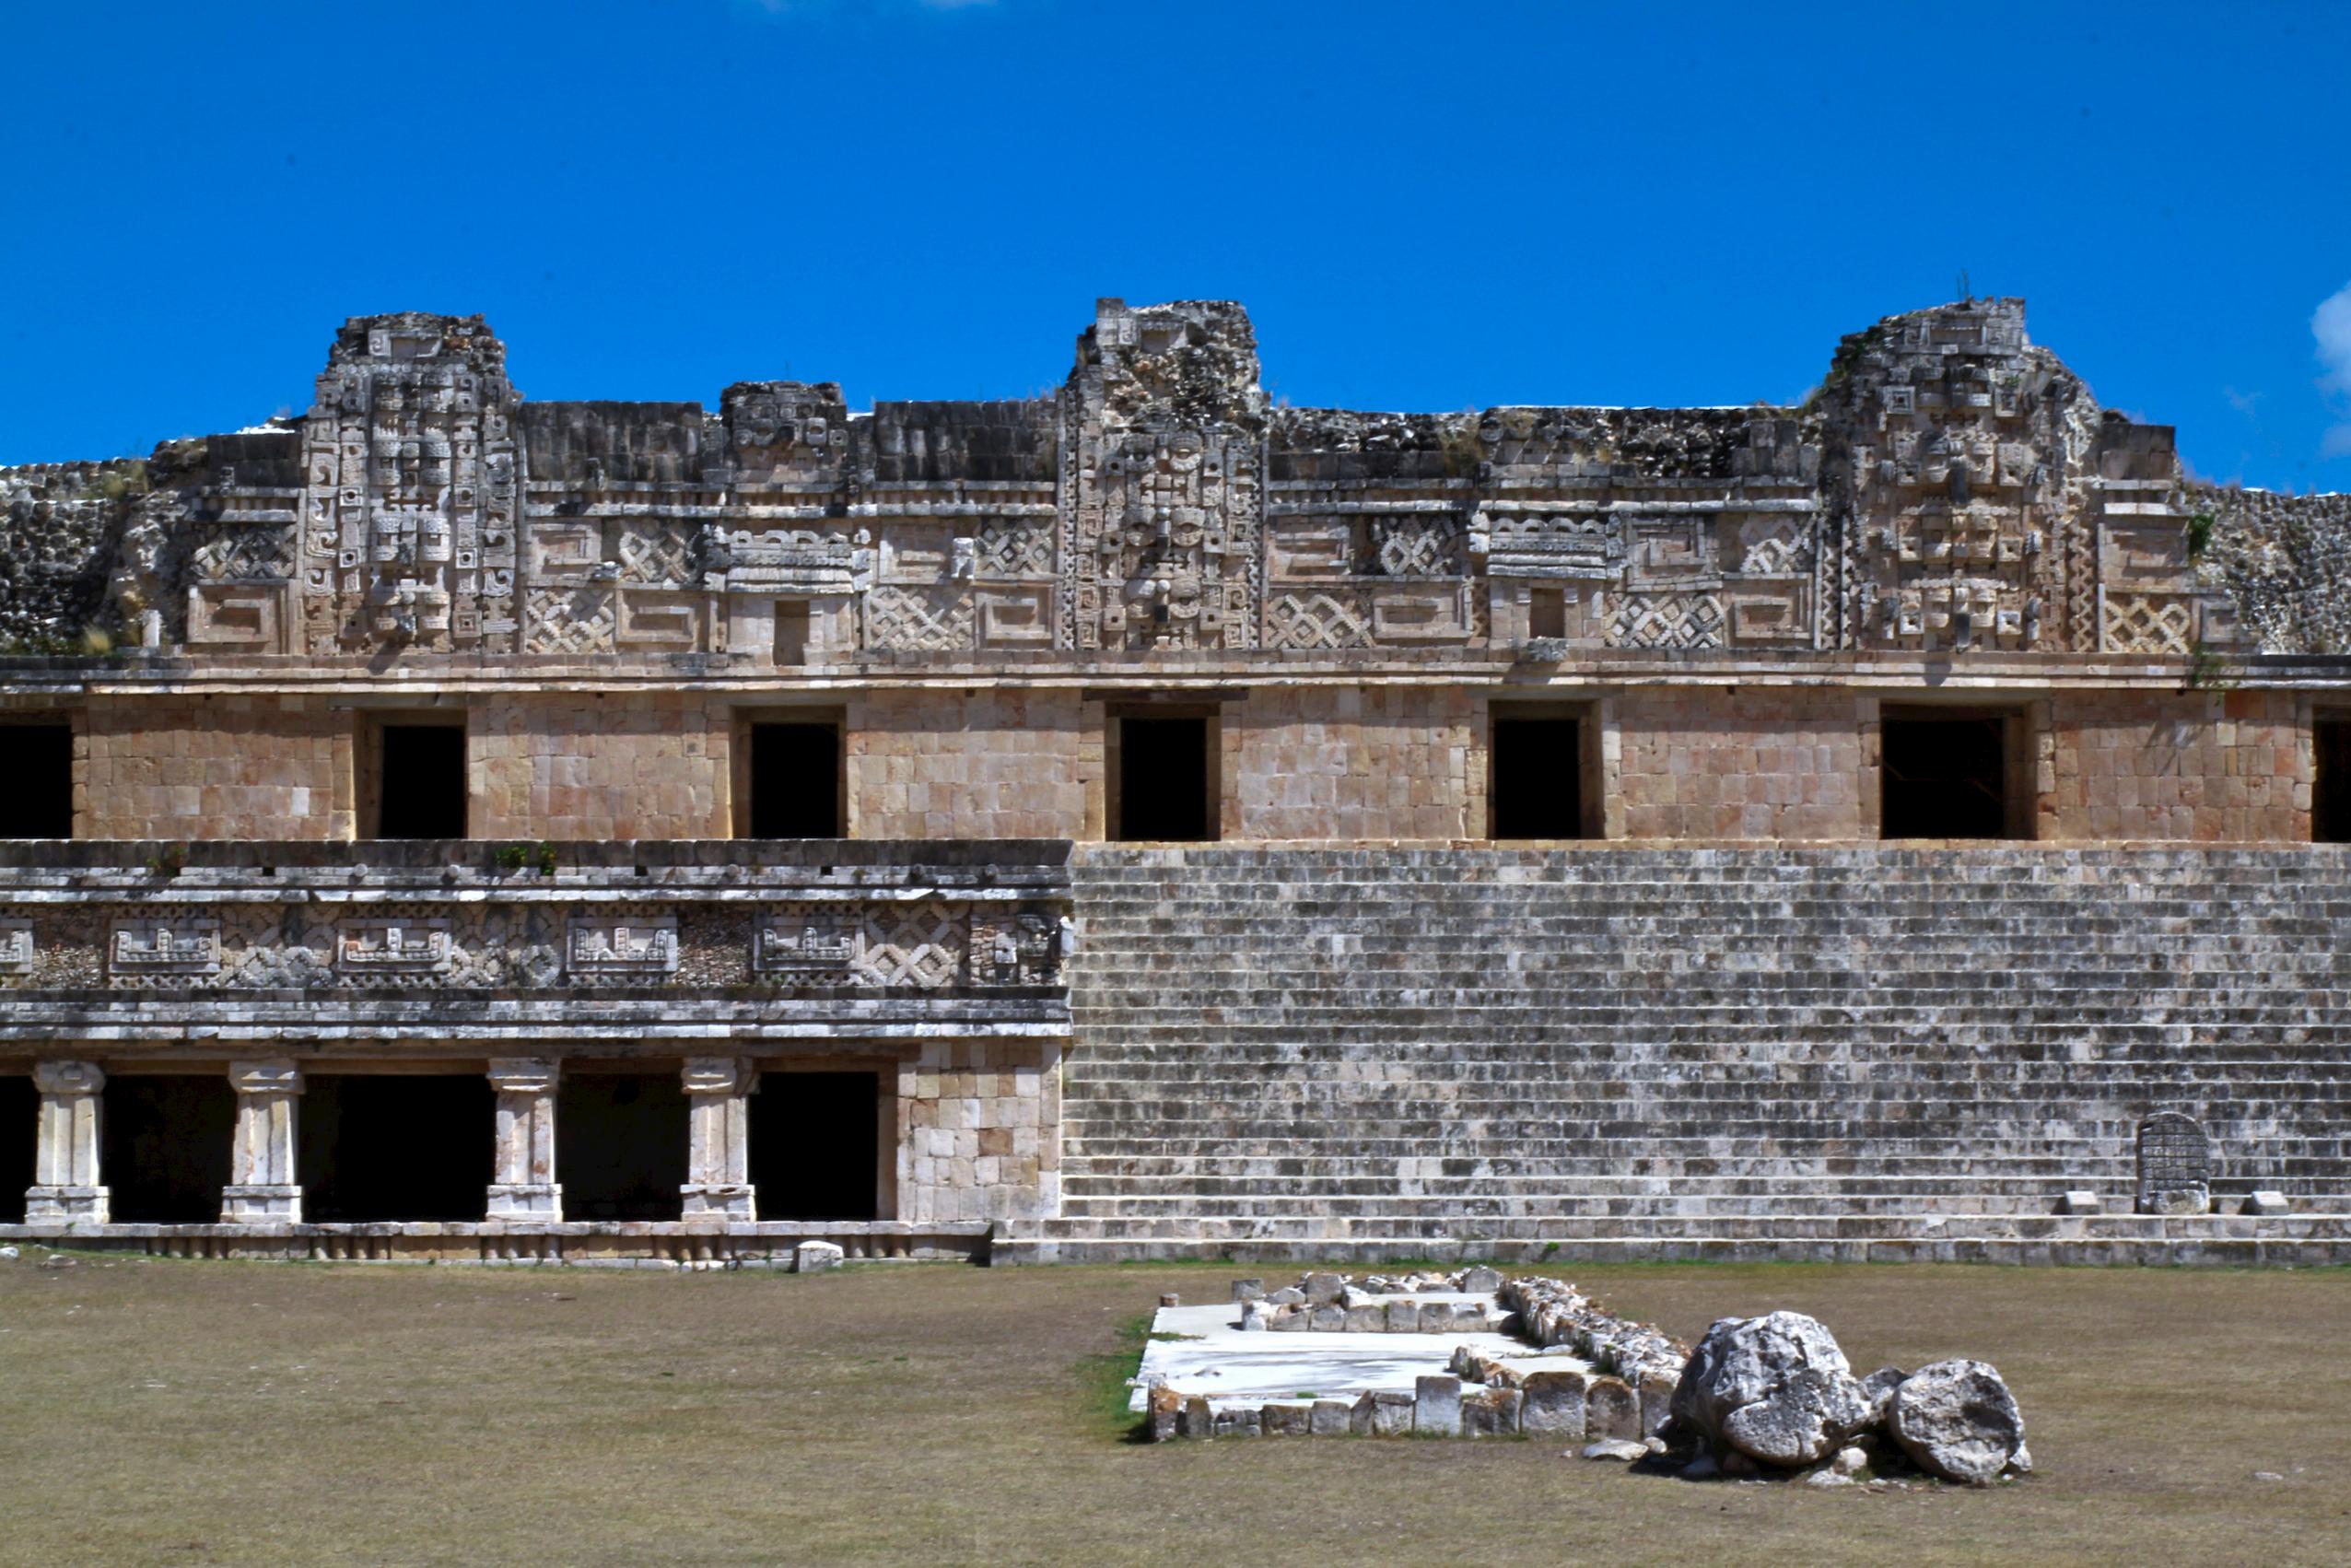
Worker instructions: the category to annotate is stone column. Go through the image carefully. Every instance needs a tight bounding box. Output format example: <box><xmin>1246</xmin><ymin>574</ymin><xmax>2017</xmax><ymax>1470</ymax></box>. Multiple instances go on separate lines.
<box><xmin>485</xmin><ymin>1058</ymin><xmax>562</xmax><ymax>1221</ymax></box>
<box><xmin>681</xmin><ymin>1056</ymin><xmax>757</xmax><ymax>1221</ymax></box>
<box><xmin>222</xmin><ymin>1060</ymin><xmax>304</xmax><ymax>1223</ymax></box>
<box><xmin>26</xmin><ymin>1061</ymin><xmax>107</xmax><ymax>1224</ymax></box>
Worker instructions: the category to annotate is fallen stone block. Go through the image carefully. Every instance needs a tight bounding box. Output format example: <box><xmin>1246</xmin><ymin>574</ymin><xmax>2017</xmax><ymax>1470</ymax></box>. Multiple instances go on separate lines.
<box><xmin>1369</xmin><ymin>1390</ymin><xmax>1415</xmax><ymax>1436</ymax></box>
<box><xmin>1889</xmin><ymin>1360</ymin><xmax>2026</xmax><ymax>1485</ymax></box>
<box><xmin>2243</xmin><ymin>1190</ymin><xmax>2291</xmax><ymax>1216</ymax></box>
<box><xmin>1310</xmin><ymin>1398</ymin><xmax>1352</xmax><ymax>1435</ymax></box>
<box><xmin>2057</xmin><ymin>1190</ymin><xmax>2103</xmax><ymax>1215</ymax></box>
<box><xmin>1302</xmin><ymin>1270</ymin><xmax>1345</xmax><ymax>1306</ymax></box>
<box><xmin>1261</xmin><ymin>1401</ymin><xmax>1312</xmax><ymax>1437</ymax></box>
<box><xmin>793</xmin><ymin>1240</ymin><xmax>844</xmax><ymax>1273</ymax></box>
<box><xmin>1230</xmin><ymin>1278</ymin><xmax>1265</xmax><ymax>1302</ymax></box>
<box><xmin>1669</xmin><ymin>1311</ymin><xmax>1873</xmax><ymax>1467</ymax></box>
<box><xmin>1458</xmin><ymin>1265</ymin><xmax>1503</xmax><ymax>1293</ymax></box>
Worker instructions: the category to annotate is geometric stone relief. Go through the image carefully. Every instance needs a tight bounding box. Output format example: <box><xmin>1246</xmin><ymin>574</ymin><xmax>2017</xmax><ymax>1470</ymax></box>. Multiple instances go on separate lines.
<box><xmin>1265</xmin><ymin>589</ymin><xmax>1375</xmax><ymax>650</ymax></box>
<box><xmin>971</xmin><ymin>908</ymin><xmax>1069</xmax><ymax>987</ymax></box>
<box><xmin>1370</xmin><ymin>515</ymin><xmax>1463</xmax><ymax>577</ymax></box>
<box><xmin>567</xmin><ymin>913</ymin><xmax>680</xmax><ymax>979</ymax></box>
<box><xmin>616</xmin><ymin>521</ymin><xmax>697</xmax><ymax>587</ymax></box>
<box><xmin>1607</xmin><ymin>590</ymin><xmax>1725</xmax><ymax>650</ymax></box>
<box><xmin>865</xmin><ymin>585</ymin><xmax>975</xmax><ymax>652</ymax></box>
<box><xmin>2101</xmin><ymin>592</ymin><xmax>2195</xmax><ymax>656</ymax></box>
<box><xmin>752</xmin><ymin>903</ymin><xmax>856</xmax><ymax>981</ymax></box>
<box><xmin>2135</xmin><ymin>1110</ymin><xmax>2212</xmax><ymax>1215</ymax></box>
<box><xmin>853</xmin><ymin>903</ymin><xmax>966</xmax><ymax>989</ymax></box>
<box><xmin>524</xmin><ymin>587</ymin><xmax>618</xmax><ymax>655</ymax></box>
<box><xmin>110</xmin><ymin>917</ymin><xmax>222</xmax><ymax>977</ymax></box>
<box><xmin>976</xmin><ymin>518</ymin><xmax>1053</xmax><ymax>579</ymax></box>
<box><xmin>335</xmin><ymin>918</ymin><xmax>453</xmax><ymax>974</ymax></box>
<box><xmin>0</xmin><ymin>919</ymin><xmax>33</xmax><ymax>974</ymax></box>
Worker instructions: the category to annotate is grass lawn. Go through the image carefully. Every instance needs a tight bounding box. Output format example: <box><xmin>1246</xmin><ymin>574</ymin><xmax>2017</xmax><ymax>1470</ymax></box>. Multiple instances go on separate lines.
<box><xmin>1</xmin><ymin>1252</ymin><xmax>2345</xmax><ymax>1566</ymax></box>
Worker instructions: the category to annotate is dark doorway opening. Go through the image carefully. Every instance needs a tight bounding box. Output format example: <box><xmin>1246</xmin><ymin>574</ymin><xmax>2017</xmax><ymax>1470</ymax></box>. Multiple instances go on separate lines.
<box><xmin>749</xmin><ymin>1071</ymin><xmax>881</xmax><ymax>1221</ymax></box>
<box><xmin>556</xmin><ymin>1072</ymin><xmax>688</xmax><ymax>1221</ymax></box>
<box><xmin>2317</xmin><ymin>717</ymin><xmax>2351</xmax><ymax>844</ymax></box>
<box><xmin>1881</xmin><ymin>713</ymin><xmax>2013</xmax><ymax>839</ymax></box>
<box><xmin>748</xmin><ymin>721</ymin><xmax>842</xmax><ymax>837</ymax></box>
<box><xmin>1114</xmin><ymin>715</ymin><xmax>1214</xmax><ymax>842</ymax></box>
<box><xmin>298</xmin><ymin>1075</ymin><xmax>492</xmax><ymax>1223</ymax></box>
<box><xmin>101</xmin><ymin>1075</ymin><xmax>236</xmax><ymax>1223</ymax></box>
<box><xmin>372</xmin><ymin>722</ymin><xmax>468</xmax><ymax>839</ymax></box>
<box><xmin>6</xmin><ymin>725</ymin><xmax>73</xmax><ymax>838</ymax></box>
<box><xmin>1491</xmin><ymin>714</ymin><xmax>1586</xmax><ymax>839</ymax></box>
<box><xmin>0</xmin><ymin>1076</ymin><xmax>35</xmax><ymax>1223</ymax></box>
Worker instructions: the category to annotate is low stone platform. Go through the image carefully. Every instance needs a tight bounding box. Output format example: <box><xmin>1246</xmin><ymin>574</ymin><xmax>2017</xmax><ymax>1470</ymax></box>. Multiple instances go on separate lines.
<box><xmin>0</xmin><ymin>1220</ymin><xmax>991</xmax><ymax>1266</ymax></box>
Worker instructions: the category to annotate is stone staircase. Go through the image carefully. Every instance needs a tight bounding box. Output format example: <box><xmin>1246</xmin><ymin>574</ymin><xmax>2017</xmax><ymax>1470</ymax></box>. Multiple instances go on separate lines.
<box><xmin>1000</xmin><ymin>846</ymin><xmax>2351</xmax><ymax>1264</ymax></box>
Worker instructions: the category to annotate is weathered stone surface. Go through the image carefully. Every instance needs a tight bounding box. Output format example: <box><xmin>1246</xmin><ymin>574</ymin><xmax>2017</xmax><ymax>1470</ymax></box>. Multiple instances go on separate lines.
<box><xmin>1369</xmin><ymin>1391</ymin><xmax>1415</xmax><ymax>1436</ymax></box>
<box><xmin>1414</xmin><ymin>1375</ymin><xmax>1463</xmax><ymax>1437</ymax></box>
<box><xmin>792</xmin><ymin>1240</ymin><xmax>844</xmax><ymax>1274</ymax></box>
<box><xmin>1671</xmin><ymin>1312</ymin><xmax>1873</xmax><ymax>1468</ymax></box>
<box><xmin>1583</xmin><ymin>1439</ymin><xmax>1649</xmax><ymax>1462</ymax></box>
<box><xmin>1459</xmin><ymin>1265</ymin><xmax>1503</xmax><ymax>1293</ymax></box>
<box><xmin>1230</xmin><ymin>1278</ymin><xmax>1264</xmax><ymax>1302</ymax></box>
<box><xmin>1519</xmin><ymin>1369</ymin><xmax>1589</xmax><ymax>1438</ymax></box>
<box><xmin>1585</xmin><ymin>1376</ymin><xmax>1642</xmax><ymax>1443</ymax></box>
<box><xmin>1888</xmin><ymin>1360</ymin><xmax>2027</xmax><ymax>1485</ymax></box>
<box><xmin>1301</xmin><ymin>1270</ymin><xmax>1345</xmax><ymax>1306</ymax></box>
<box><xmin>1310</xmin><ymin>1398</ymin><xmax>1352</xmax><ymax>1436</ymax></box>
<box><xmin>1179</xmin><ymin>1395</ymin><xmax>1215</xmax><ymax>1439</ymax></box>
<box><xmin>1260</xmin><ymin>1402</ymin><xmax>1311</xmax><ymax>1437</ymax></box>
<box><xmin>1147</xmin><ymin>1382</ymin><xmax>1181</xmax><ymax>1442</ymax></box>
<box><xmin>1386</xmin><ymin>1301</ymin><xmax>1421</xmax><ymax>1333</ymax></box>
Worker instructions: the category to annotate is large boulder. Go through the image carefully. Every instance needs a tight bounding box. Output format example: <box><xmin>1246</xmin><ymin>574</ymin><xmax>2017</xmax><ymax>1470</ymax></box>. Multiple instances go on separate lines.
<box><xmin>1670</xmin><ymin>1311</ymin><xmax>1875</xmax><ymax>1468</ymax></box>
<box><xmin>1888</xmin><ymin>1360</ymin><xmax>2027</xmax><ymax>1485</ymax></box>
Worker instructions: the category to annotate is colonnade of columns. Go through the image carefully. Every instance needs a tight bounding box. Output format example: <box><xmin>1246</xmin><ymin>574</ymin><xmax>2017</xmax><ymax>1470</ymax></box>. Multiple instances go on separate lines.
<box><xmin>14</xmin><ymin>1056</ymin><xmax>766</xmax><ymax>1226</ymax></box>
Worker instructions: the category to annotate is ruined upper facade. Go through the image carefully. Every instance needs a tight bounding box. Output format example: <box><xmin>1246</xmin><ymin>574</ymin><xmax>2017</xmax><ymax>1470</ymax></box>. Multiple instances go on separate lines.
<box><xmin>5</xmin><ymin>294</ymin><xmax>2342</xmax><ymax>669</ymax></box>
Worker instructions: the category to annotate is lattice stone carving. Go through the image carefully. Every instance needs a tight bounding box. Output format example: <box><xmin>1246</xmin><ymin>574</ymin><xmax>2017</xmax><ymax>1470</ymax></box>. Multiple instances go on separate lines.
<box><xmin>189</xmin><ymin>525</ymin><xmax>296</xmax><ymax>583</ymax></box>
<box><xmin>1736</xmin><ymin>515</ymin><xmax>1810</xmax><ymax>576</ymax></box>
<box><xmin>2103</xmin><ymin>592</ymin><xmax>2195</xmax><ymax>655</ymax></box>
<box><xmin>1371</xmin><ymin>516</ymin><xmax>1462</xmax><ymax>577</ymax></box>
<box><xmin>617</xmin><ymin>522</ymin><xmax>697</xmax><ymax>587</ymax></box>
<box><xmin>1608</xmin><ymin>591</ymin><xmax>1725</xmax><ymax>650</ymax></box>
<box><xmin>976</xmin><ymin>518</ymin><xmax>1053</xmax><ymax>578</ymax></box>
<box><xmin>865</xmin><ymin>585</ymin><xmax>974</xmax><ymax>651</ymax></box>
<box><xmin>1265</xmin><ymin>590</ymin><xmax>1374</xmax><ymax>650</ymax></box>
<box><xmin>525</xmin><ymin>587</ymin><xmax>617</xmax><ymax>654</ymax></box>
<box><xmin>854</xmin><ymin>904</ymin><xmax>965</xmax><ymax>988</ymax></box>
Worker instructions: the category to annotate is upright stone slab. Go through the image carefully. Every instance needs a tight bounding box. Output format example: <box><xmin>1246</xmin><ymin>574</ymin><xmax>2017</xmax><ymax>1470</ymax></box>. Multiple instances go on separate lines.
<box><xmin>222</xmin><ymin>1059</ymin><xmax>303</xmax><ymax>1223</ymax></box>
<box><xmin>25</xmin><ymin>1061</ymin><xmax>107</xmax><ymax>1223</ymax></box>
<box><xmin>1414</xmin><ymin>1375</ymin><xmax>1463</xmax><ymax>1436</ymax></box>
<box><xmin>485</xmin><ymin>1058</ymin><xmax>562</xmax><ymax>1221</ymax></box>
<box><xmin>681</xmin><ymin>1057</ymin><xmax>757</xmax><ymax>1221</ymax></box>
<box><xmin>2135</xmin><ymin>1111</ymin><xmax>2212</xmax><ymax>1215</ymax></box>
<box><xmin>1519</xmin><ymin>1368</ymin><xmax>1589</xmax><ymax>1438</ymax></box>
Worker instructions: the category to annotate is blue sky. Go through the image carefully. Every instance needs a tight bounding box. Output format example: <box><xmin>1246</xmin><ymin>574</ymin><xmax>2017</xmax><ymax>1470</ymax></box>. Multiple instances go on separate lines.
<box><xmin>4</xmin><ymin>0</ymin><xmax>2348</xmax><ymax>490</ymax></box>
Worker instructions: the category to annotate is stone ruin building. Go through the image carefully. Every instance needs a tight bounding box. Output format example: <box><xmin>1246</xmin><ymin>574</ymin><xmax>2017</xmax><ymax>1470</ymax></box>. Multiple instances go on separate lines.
<box><xmin>1</xmin><ymin>296</ymin><xmax>2347</xmax><ymax>1266</ymax></box>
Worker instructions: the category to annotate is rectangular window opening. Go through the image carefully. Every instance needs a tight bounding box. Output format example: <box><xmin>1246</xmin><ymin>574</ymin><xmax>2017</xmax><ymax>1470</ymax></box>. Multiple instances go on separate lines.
<box><xmin>1111</xmin><ymin>711</ymin><xmax>1217</xmax><ymax>842</ymax></box>
<box><xmin>368</xmin><ymin>720</ymin><xmax>468</xmax><ymax>840</ymax></box>
<box><xmin>746</xmin><ymin>720</ymin><xmax>844</xmax><ymax>837</ymax></box>
<box><xmin>297</xmin><ymin>1075</ymin><xmax>493</xmax><ymax>1223</ymax></box>
<box><xmin>2317</xmin><ymin>716</ymin><xmax>2351</xmax><ymax>844</ymax></box>
<box><xmin>1490</xmin><ymin>708</ymin><xmax>1590</xmax><ymax>840</ymax></box>
<box><xmin>1880</xmin><ymin>709</ymin><xmax>2019</xmax><ymax>840</ymax></box>
<box><xmin>100</xmin><ymin>1074</ymin><xmax>236</xmax><ymax>1223</ymax></box>
<box><xmin>748</xmin><ymin>1070</ymin><xmax>882</xmax><ymax>1221</ymax></box>
<box><xmin>4</xmin><ymin>723</ymin><xmax>73</xmax><ymax>838</ymax></box>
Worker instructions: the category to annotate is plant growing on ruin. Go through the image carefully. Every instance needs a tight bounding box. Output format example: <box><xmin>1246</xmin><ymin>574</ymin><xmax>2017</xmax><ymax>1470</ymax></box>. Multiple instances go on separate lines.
<box><xmin>146</xmin><ymin>843</ymin><xmax>188</xmax><ymax>878</ymax></box>
<box><xmin>2186</xmin><ymin>511</ymin><xmax>2216</xmax><ymax>559</ymax></box>
<box><xmin>493</xmin><ymin>841</ymin><xmax>559</xmax><ymax>874</ymax></box>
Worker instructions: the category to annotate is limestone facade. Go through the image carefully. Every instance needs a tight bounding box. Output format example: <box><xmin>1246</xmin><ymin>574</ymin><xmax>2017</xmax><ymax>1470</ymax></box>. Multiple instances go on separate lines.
<box><xmin>2</xmin><ymin>296</ymin><xmax>2348</xmax><ymax>1263</ymax></box>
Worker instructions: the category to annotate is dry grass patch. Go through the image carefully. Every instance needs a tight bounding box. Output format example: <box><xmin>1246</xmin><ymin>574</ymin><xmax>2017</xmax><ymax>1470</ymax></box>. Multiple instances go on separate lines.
<box><xmin>0</xmin><ymin>1254</ymin><xmax>2345</xmax><ymax>1566</ymax></box>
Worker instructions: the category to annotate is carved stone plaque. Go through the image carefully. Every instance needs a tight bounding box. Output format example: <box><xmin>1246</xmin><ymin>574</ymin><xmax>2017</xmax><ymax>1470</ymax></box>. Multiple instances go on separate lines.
<box><xmin>567</xmin><ymin>915</ymin><xmax>679</xmax><ymax>977</ymax></box>
<box><xmin>111</xmin><ymin>917</ymin><xmax>222</xmax><ymax>976</ymax></box>
<box><xmin>2135</xmin><ymin>1111</ymin><xmax>2212</xmax><ymax>1215</ymax></box>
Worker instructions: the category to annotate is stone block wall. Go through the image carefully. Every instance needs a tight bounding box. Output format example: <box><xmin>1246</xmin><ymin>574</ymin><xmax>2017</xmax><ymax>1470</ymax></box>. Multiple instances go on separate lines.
<box><xmin>848</xmin><ymin>691</ymin><xmax>1089</xmax><ymax>840</ymax></box>
<box><xmin>2047</xmin><ymin>690</ymin><xmax>2310</xmax><ymax>842</ymax></box>
<box><xmin>1233</xmin><ymin>685</ymin><xmax>1481</xmax><ymax>841</ymax></box>
<box><xmin>1614</xmin><ymin>688</ymin><xmax>1868</xmax><ymax>840</ymax></box>
<box><xmin>473</xmin><ymin>692</ymin><xmax>731</xmax><ymax>841</ymax></box>
<box><xmin>897</xmin><ymin>1040</ymin><xmax>1061</xmax><ymax>1223</ymax></box>
<box><xmin>80</xmin><ymin>695</ymin><xmax>351</xmax><ymax>840</ymax></box>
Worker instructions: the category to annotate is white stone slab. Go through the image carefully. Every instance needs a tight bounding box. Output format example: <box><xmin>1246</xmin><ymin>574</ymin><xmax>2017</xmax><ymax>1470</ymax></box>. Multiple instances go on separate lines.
<box><xmin>1127</xmin><ymin>1294</ymin><xmax>1589</xmax><ymax>1412</ymax></box>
